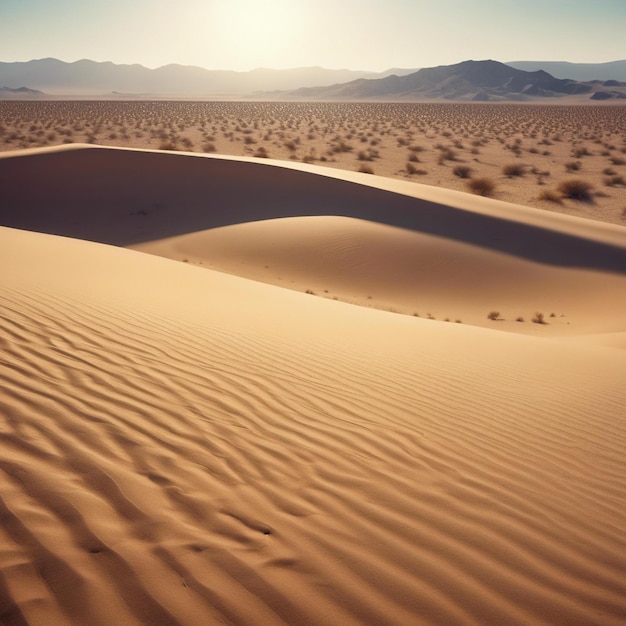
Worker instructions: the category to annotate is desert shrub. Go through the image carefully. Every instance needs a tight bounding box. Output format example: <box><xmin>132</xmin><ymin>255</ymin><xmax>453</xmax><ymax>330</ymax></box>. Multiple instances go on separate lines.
<box><xmin>565</xmin><ymin>161</ymin><xmax>581</xmax><ymax>172</ymax></box>
<box><xmin>202</xmin><ymin>142</ymin><xmax>216</xmax><ymax>153</ymax></box>
<box><xmin>158</xmin><ymin>141</ymin><xmax>178</xmax><ymax>151</ymax></box>
<box><xmin>357</xmin><ymin>150</ymin><xmax>374</xmax><ymax>161</ymax></box>
<box><xmin>437</xmin><ymin>147</ymin><xmax>457</xmax><ymax>163</ymax></box>
<box><xmin>610</xmin><ymin>156</ymin><xmax>626</xmax><ymax>165</ymax></box>
<box><xmin>604</xmin><ymin>175</ymin><xmax>625</xmax><ymax>187</ymax></box>
<box><xmin>453</xmin><ymin>165</ymin><xmax>472</xmax><ymax>178</ymax></box>
<box><xmin>502</xmin><ymin>163</ymin><xmax>525</xmax><ymax>177</ymax></box>
<box><xmin>332</xmin><ymin>140</ymin><xmax>353</xmax><ymax>153</ymax></box>
<box><xmin>358</xmin><ymin>164</ymin><xmax>374</xmax><ymax>174</ymax></box>
<box><xmin>408</xmin><ymin>152</ymin><xmax>420</xmax><ymax>162</ymax></box>
<box><xmin>467</xmin><ymin>177</ymin><xmax>496</xmax><ymax>197</ymax></box>
<box><xmin>487</xmin><ymin>311</ymin><xmax>501</xmax><ymax>321</ymax></box>
<box><xmin>572</xmin><ymin>146</ymin><xmax>591</xmax><ymax>158</ymax></box>
<box><xmin>406</xmin><ymin>162</ymin><xmax>427</xmax><ymax>175</ymax></box>
<box><xmin>538</xmin><ymin>189</ymin><xmax>563</xmax><ymax>203</ymax></box>
<box><xmin>532</xmin><ymin>312</ymin><xmax>546</xmax><ymax>324</ymax></box>
<box><xmin>557</xmin><ymin>179</ymin><xmax>594</xmax><ymax>201</ymax></box>
<box><xmin>254</xmin><ymin>147</ymin><xmax>269</xmax><ymax>158</ymax></box>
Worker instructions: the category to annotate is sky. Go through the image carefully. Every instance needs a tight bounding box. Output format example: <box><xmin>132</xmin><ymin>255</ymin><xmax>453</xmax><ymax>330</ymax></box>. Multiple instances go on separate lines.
<box><xmin>0</xmin><ymin>0</ymin><xmax>624</xmax><ymax>72</ymax></box>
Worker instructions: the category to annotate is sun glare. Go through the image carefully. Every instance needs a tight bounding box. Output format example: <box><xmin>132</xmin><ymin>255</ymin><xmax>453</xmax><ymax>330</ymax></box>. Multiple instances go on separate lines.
<box><xmin>212</xmin><ymin>0</ymin><xmax>306</xmax><ymax>69</ymax></box>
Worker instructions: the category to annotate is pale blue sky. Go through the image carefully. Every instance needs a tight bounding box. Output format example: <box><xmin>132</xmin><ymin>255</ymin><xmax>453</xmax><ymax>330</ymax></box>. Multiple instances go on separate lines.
<box><xmin>1</xmin><ymin>0</ymin><xmax>624</xmax><ymax>71</ymax></box>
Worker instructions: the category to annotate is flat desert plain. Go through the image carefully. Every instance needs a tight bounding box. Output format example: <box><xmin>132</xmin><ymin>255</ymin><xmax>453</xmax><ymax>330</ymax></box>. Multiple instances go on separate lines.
<box><xmin>0</xmin><ymin>101</ymin><xmax>625</xmax><ymax>224</ymax></box>
<box><xmin>1</xmin><ymin>126</ymin><xmax>626</xmax><ymax>623</ymax></box>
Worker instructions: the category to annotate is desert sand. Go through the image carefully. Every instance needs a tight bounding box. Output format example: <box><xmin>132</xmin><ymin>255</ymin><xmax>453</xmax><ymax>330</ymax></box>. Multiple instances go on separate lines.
<box><xmin>1</xmin><ymin>144</ymin><xmax>626</xmax><ymax>625</ymax></box>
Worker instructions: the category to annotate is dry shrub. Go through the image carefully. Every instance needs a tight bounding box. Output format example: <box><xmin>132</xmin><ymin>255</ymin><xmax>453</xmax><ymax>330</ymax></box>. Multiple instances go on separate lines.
<box><xmin>502</xmin><ymin>163</ymin><xmax>525</xmax><ymax>177</ymax></box>
<box><xmin>538</xmin><ymin>189</ymin><xmax>563</xmax><ymax>204</ymax></box>
<box><xmin>358</xmin><ymin>164</ymin><xmax>374</xmax><ymax>174</ymax></box>
<box><xmin>406</xmin><ymin>162</ymin><xmax>427</xmax><ymax>175</ymax></box>
<box><xmin>557</xmin><ymin>179</ymin><xmax>594</xmax><ymax>201</ymax></box>
<box><xmin>158</xmin><ymin>141</ymin><xmax>178</xmax><ymax>151</ymax></box>
<box><xmin>467</xmin><ymin>177</ymin><xmax>496</xmax><ymax>197</ymax></box>
<box><xmin>604</xmin><ymin>175</ymin><xmax>625</xmax><ymax>187</ymax></box>
<box><xmin>453</xmin><ymin>165</ymin><xmax>472</xmax><ymax>178</ymax></box>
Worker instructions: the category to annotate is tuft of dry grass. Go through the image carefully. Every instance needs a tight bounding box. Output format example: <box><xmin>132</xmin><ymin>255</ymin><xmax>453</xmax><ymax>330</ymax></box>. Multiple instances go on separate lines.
<box><xmin>557</xmin><ymin>178</ymin><xmax>594</xmax><ymax>201</ymax></box>
<box><xmin>502</xmin><ymin>163</ymin><xmax>525</xmax><ymax>177</ymax></box>
<box><xmin>453</xmin><ymin>165</ymin><xmax>472</xmax><ymax>178</ymax></box>
<box><xmin>538</xmin><ymin>189</ymin><xmax>563</xmax><ymax>204</ymax></box>
<box><xmin>467</xmin><ymin>177</ymin><xmax>496</xmax><ymax>197</ymax></box>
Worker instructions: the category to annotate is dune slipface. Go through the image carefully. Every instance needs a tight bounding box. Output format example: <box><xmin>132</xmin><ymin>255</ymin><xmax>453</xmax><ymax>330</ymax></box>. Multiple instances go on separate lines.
<box><xmin>1</xmin><ymin>146</ymin><xmax>626</xmax><ymax>625</ymax></box>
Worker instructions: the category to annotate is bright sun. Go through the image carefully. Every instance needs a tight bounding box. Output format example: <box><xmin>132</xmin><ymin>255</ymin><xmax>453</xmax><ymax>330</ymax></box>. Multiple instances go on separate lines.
<box><xmin>212</xmin><ymin>0</ymin><xmax>306</xmax><ymax>69</ymax></box>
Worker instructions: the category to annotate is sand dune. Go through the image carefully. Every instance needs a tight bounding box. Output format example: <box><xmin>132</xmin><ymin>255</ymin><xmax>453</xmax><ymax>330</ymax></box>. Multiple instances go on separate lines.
<box><xmin>1</xmin><ymin>145</ymin><xmax>626</xmax><ymax>624</ymax></box>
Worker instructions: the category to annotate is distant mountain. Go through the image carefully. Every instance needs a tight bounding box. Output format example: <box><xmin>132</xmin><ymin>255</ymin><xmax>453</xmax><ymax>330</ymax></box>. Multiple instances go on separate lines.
<box><xmin>1</xmin><ymin>58</ymin><xmax>624</xmax><ymax>100</ymax></box>
<box><xmin>0</xmin><ymin>58</ymin><xmax>387</xmax><ymax>96</ymax></box>
<box><xmin>283</xmin><ymin>60</ymin><xmax>626</xmax><ymax>101</ymax></box>
<box><xmin>0</xmin><ymin>86</ymin><xmax>45</xmax><ymax>99</ymax></box>
<box><xmin>507</xmin><ymin>60</ymin><xmax>626</xmax><ymax>82</ymax></box>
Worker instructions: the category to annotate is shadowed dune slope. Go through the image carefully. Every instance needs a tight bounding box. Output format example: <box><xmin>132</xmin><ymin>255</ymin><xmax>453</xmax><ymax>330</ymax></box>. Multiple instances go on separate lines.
<box><xmin>1</xmin><ymin>225</ymin><xmax>626</xmax><ymax>625</ymax></box>
<box><xmin>1</xmin><ymin>144</ymin><xmax>625</xmax><ymax>272</ymax></box>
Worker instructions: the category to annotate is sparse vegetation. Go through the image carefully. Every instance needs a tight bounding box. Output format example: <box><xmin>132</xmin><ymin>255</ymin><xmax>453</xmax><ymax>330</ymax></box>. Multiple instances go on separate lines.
<box><xmin>532</xmin><ymin>312</ymin><xmax>547</xmax><ymax>324</ymax></box>
<box><xmin>538</xmin><ymin>189</ymin><xmax>563</xmax><ymax>203</ymax></box>
<box><xmin>1</xmin><ymin>101</ymin><xmax>624</xmax><ymax>223</ymax></box>
<box><xmin>502</xmin><ymin>163</ymin><xmax>525</xmax><ymax>177</ymax></box>
<box><xmin>467</xmin><ymin>177</ymin><xmax>496</xmax><ymax>197</ymax></box>
<box><xmin>452</xmin><ymin>165</ymin><xmax>472</xmax><ymax>178</ymax></box>
<box><xmin>557</xmin><ymin>178</ymin><xmax>594</xmax><ymax>201</ymax></box>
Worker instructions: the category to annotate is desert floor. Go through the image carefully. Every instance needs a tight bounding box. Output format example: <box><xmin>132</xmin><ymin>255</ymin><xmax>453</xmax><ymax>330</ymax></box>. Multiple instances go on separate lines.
<box><xmin>1</xmin><ymin>143</ymin><xmax>626</xmax><ymax>625</ymax></box>
<box><xmin>0</xmin><ymin>101</ymin><xmax>625</xmax><ymax>225</ymax></box>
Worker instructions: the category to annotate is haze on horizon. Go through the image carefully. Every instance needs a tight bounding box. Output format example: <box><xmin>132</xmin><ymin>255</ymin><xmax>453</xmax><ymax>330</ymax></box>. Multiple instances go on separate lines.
<box><xmin>1</xmin><ymin>0</ymin><xmax>625</xmax><ymax>73</ymax></box>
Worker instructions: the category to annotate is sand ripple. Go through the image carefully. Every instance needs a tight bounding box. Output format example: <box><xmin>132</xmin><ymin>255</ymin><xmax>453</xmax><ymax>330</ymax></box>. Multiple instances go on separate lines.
<box><xmin>1</xmin><ymin>226</ymin><xmax>625</xmax><ymax>624</ymax></box>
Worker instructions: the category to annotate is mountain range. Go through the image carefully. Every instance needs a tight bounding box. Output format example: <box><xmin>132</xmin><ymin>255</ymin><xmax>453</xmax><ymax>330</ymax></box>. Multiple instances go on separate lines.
<box><xmin>283</xmin><ymin>59</ymin><xmax>626</xmax><ymax>102</ymax></box>
<box><xmin>0</xmin><ymin>58</ymin><xmax>412</xmax><ymax>96</ymax></box>
<box><xmin>0</xmin><ymin>58</ymin><xmax>625</xmax><ymax>101</ymax></box>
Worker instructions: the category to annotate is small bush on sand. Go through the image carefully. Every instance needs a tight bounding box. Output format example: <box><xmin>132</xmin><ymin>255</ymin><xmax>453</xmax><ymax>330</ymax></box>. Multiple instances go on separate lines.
<box><xmin>158</xmin><ymin>141</ymin><xmax>178</xmax><ymax>151</ymax></box>
<box><xmin>487</xmin><ymin>311</ymin><xmax>501</xmax><ymax>321</ymax></box>
<box><xmin>358</xmin><ymin>164</ymin><xmax>374</xmax><ymax>174</ymax></box>
<box><xmin>254</xmin><ymin>147</ymin><xmax>269</xmax><ymax>158</ymax></box>
<box><xmin>604</xmin><ymin>175</ymin><xmax>625</xmax><ymax>187</ymax></box>
<box><xmin>502</xmin><ymin>163</ymin><xmax>525</xmax><ymax>177</ymax></box>
<box><xmin>557</xmin><ymin>179</ymin><xmax>594</xmax><ymax>201</ymax></box>
<box><xmin>538</xmin><ymin>189</ymin><xmax>563</xmax><ymax>203</ymax></box>
<box><xmin>565</xmin><ymin>161</ymin><xmax>581</xmax><ymax>172</ymax></box>
<box><xmin>406</xmin><ymin>162</ymin><xmax>427</xmax><ymax>175</ymax></box>
<box><xmin>453</xmin><ymin>165</ymin><xmax>472</xmax><ymax>178</ymax></box>
<box><xmin>532</xmin><ymin>312</ymin><xmax>547</xmax><ymax>324</ymax></box>
<box><xmin>467</xmin><ymin>177</ymin><xmax>496</xmax><ymax>197</ymax></box>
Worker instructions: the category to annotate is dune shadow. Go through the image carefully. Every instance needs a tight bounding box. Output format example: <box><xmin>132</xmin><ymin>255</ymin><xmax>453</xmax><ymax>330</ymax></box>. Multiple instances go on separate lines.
<box><xmin>1</xmin><ymin>146</ymin><xmax>625</xmax><ymax>273</ymax></box>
